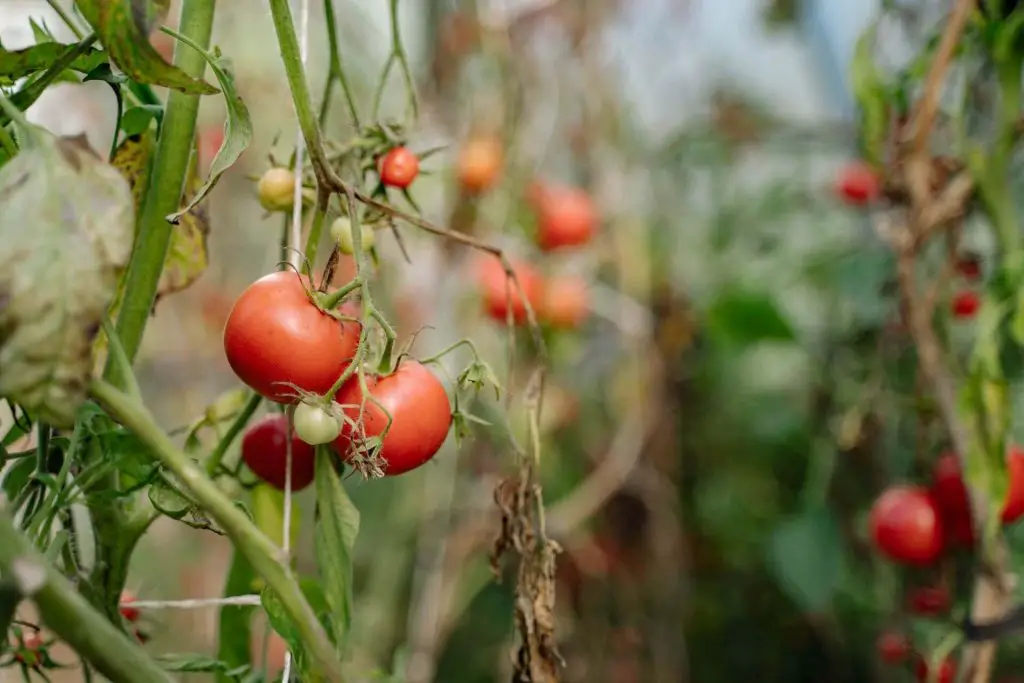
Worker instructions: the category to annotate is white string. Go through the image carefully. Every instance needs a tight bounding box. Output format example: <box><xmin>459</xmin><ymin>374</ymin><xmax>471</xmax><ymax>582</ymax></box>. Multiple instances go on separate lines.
<box><xmin>126</xmin><ymin>596</ymin><xmax>262</xmax><ymax>609</ymax></box>
<box><xmin>283</xmin><ymin>0</ymin><xmax>310</xmax><ymax>678</ymax></box>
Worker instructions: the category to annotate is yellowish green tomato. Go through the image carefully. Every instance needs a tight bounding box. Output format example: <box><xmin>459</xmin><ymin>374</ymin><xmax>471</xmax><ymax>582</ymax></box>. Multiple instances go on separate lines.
<box><xmin>292</xmin><ymin>401</ymin><xmax>341</xmax><ymax>445</ymax></box>
<box><xmin>331</xmin><ymin>216</ymin><xmax>375</xmax><ymax>255</ymax></box>
<box><xmin>258</xmin><ymin>167</ymin><xmax>296</xmax><ymax>212</ymax></box>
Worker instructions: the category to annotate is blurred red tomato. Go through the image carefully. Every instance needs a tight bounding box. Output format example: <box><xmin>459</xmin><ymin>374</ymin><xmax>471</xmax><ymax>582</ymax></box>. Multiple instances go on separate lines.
<box><xmin>474</xmin><ymin>255</ymin><xmax>544</xmax><ymax>324</ymax></box>
<box><xmin>540</xmin><ymin>275</ymin><xmax>589</xmax><ymax>329</ymax></box>
<box><xmin>868</xmin><ymin>486</ymin><xmax>945</xmax><ymax>566</ymax></box>
<box><xmin>876</xmin><ymin>631</ymin><xmax>910</xmax><ymax>664</ymax></box>
<box><xmin>915</xmin><ymin>655</ymin><xmax>956</xmax><ymax>683</ymax></box>
<box><xmin>951</xmin><ymin>291</ymin><xmax>980</xmax><ymax>319</ymax></box>
<box><xmin>835</xmin><ymin>161</ymin><xmax>881</xmax><ymax>206</ymax></box>
<box><xmin>907</xmin><ymin>585</ymin><xmax>951</xmax><ymax>617</ymax></box>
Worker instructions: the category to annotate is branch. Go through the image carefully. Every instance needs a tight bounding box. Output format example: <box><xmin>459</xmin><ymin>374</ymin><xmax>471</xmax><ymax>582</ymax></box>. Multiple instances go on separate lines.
<box><xmin>88</xmin><ymin>380</ymin><xmax>346</xmax><ymax>682</ymax></box>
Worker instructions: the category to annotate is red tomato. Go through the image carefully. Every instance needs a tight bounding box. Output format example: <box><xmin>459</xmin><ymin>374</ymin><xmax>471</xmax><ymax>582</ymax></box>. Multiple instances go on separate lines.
<box><xmin>835</xmin><ymin>161</ymin><xmax>881</xmax><ymax>206</ymax></box>
<box><xmin>956</xmin><ymin>254</ymin><xmax>982</xmax><ymax>281</ymax></box>
<box><xmin>241</xmin><ymin>414</ymin><xmax>316</xmax><ymax>491</ymax></box>
<box><xmin>475</xmin><ymin>255</ymin><xmax>544</xmax><ymax>324</ymax></box>
<box><xmin>223</xmin><ymin>271</ymin><xmax>361</xmax><ymax>402</ymax></box>
<box><xmin>868</xmin><ymin>486</ymin><xmax>945</xmax><ymax>566</ymax></box>
<box><xmin>379</xmin><ymin>147</ymin><xmax>419</xmax><ymax>188</ymax></box>
<box><xmin>951</xmin><ymin>291</ymin><xmax>980</xmax><ymax>318</ymax></box>
<box><xmin>534</xmin><ymin>184</ymin><xmax>598</xmax><ymax>251</ymax></box>
<box><xmin>915</xmin><ymin>656</ymin><xmax>956</xmax><ymax>683</ymax></box>
<box><xmin>540</xmin><ymin>275</ymin><xmax>590</xmax><ymax>329</ymax></box>
<box><xmin>930</xmin><ymin>448</ymin><xmax>1024</xmax><ymax>541</ymax></box>
<box><xmin>1003</xmin><ymin>446</ymin><xmax>1024</xmax><ymax>523</ymax></box>
<box><xmin>457</xmin><ymin>135</ymin><xmax>503</xmax><ymax>193</ymax></box>
<box><xmin>907</xmin><ymin>585</ymin><xmax>951</xmax><ymax>616</ymax></box>
<box><xmin>120</xmin><ymin>591</ymin><xmax>140</xmax><ymax>622</ymax></box>
<box><xmin>332</xmin><ymin>360</ymin><xmax>451</xmax><ymax>476</ymax></box>
<box><xmin>876</xmin><ymin>631</ymin><xmax>910</xmax><ymax>664</ymax></box>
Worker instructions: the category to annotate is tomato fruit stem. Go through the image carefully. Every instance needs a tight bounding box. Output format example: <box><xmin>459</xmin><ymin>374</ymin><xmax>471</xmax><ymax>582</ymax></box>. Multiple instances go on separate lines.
<box><xmin>317</xmin><ymin>277</ymin><xmax>362</xmax><ymax>311</ymax></box>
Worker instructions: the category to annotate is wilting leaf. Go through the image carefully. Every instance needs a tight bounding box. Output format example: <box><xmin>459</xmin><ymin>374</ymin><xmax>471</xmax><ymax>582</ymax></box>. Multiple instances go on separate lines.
<box><xmin>166</xmin><ymin>43</ymin><xmax>251</xmax><ymax>223</ymax></box>
<box><xmin>0</xmin><ymin>38</ymin><xmax>99</xmax><ymax>127</ymax></box>
<box><xmin>0</xmin><ymin>43</ymin><xmax>107</xmax><ymax>84</ymax></box>
<box><xmin>74</xmin><ymin>0</ymin><xmax>217</xmax><ymax>95</ymax></box>
<box><xmin>0</xmin><ymin>131</ymin><xmax>134</xmax><ymax>427</ymax></box>
<box><xmin>314</xmin><ymin>447</ymin><xmax>360</xmax><ymax>651</ymax></box>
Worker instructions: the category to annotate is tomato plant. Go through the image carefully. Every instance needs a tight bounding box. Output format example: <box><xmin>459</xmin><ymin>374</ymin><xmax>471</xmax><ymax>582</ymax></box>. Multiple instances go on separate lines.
<box><xmin>241</xmin><ymin>414</ymin><xmax>317</xmax><ymax>491</ymax></box>
<box><xmin>869</xmin><ymin>486</ymin><xmax>945</xmax><ymax>566</ymax></box>
<box><xmin>223</xmin><ymin>270</ymin><xmax>361</xmax><ymax>402</ymax></box>
<box><xmin>378</xmin><ymin>146</ymin><xmax>420</xmax><ymax>188</ymax></box>
<box><xmin>332</xmin><ymin>360</ymin><xmax>452</xmax><ymax>476</ymax></box>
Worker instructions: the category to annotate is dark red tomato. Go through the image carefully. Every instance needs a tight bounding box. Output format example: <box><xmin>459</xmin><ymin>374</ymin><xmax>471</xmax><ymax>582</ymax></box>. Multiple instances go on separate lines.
<box><xmin>951</xmin><ymin>291</ymin><xmax>980</xmax><ymax>319</ymax></box>
<box><xmin>120</xmin><ymin>591</ymin><xmax>140</xmax><ymax>622</ymax></box>
<box><xmin>332</xmin><ymin>360</ymin><xmax>452</xmax><ymax>476</ymax></box>
<box><xmin>956</xmin><ymin>254</ymin><xmax>982</xmax><ymax>281</ymax></box>
<box><xmin>868</xmin><ymin>486</ymin><xmax>945</xmax><ymax>566</ymax></box>
<box><xmin>241</xmin><ymin>414</ymin><xmax>316</xmax><ymax>491</ymax></box>
<box><xmin>835</xmin><ymin>161</ymin><xmax>881</xmax><ymax>206</ymax></box>
<box><xmin>540</xmin><ymin>275</ymin><xmax>590</xmax><ymax>329</ymax></box>
<box><xmin>876</xmin><ymin>631</ymin><xmax>910</xmax><ymax>664</ymax></box>
<box><xmin>908</xmin><ymin>585</ymin><xmax>951</xmax><ymax>617</ymax></box>
<box><xmin>475</xmin><ymin>255</ymin><xmax>545</xmax><ymax>324</ymax></box>
<box><xmin>915</xmin><ymin>656</ymin><xmax>956</xmax><ymax>683</ymax></box>
<box><xmin>223</xmin><ymin>271</ymin><xmax>361</xmax><ymax>403</ymax></box>
<box><xmin>379</xmin><ymin>147</ymin><xmax>419</xmax><ymax>188</ymax></box>
<box><xmin>534</xmin><ymin>184</ymin><xmax>598</xmax><ymax>251</ymax></box>
<box><xmin>931</xmin><ymin>452</ymin><xmax>975</xmax><ymax>546</ymax></box>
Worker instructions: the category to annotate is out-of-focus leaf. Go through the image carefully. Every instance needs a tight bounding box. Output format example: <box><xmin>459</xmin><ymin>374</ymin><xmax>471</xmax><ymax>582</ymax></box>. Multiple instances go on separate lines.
<box><xmin>0</xmin><ymin>43</ymin><xmax>107</xmax><ymax>84</ymax></box>
<box><xmin>74</xmin><ymin>0</ymin><xmax>217</xmax><ymax>95</ymax></box>
<box><xmin>705</xmin><ymin>289</ymin><xmax>795</xmax><ymax>347</ymax></box>
<box><xmin>0</xmin><ymin>132</ymin><xmax>134</xmax><ymax>427</ymax></box>
<box><xmin>119</xmin><ymin>105</ymin><xmax>162</xmax><ymax>138</ymax></box>
<box><xmin>148</xmin><ymin>475</ymin><xmax>192</xmax><ymax>519</ymax></box>
<box><xmin>165</xmin><ymin>39</ymin><xmax>251</xmax><ymax>223</ymax></box>
<box><xmin>216</xmin><ymin>549</ymin><xmax>256</xmax><ymax>683</ymax></box>
<box><xmin>314</xmin><ymin>448</ymin><xmax>360</xmax><ymax>652</ymax></box>
<box><xmin>849</xmin><ymin>22</ymin><xmax>889</xmax><ymax>168</ymax></box>
<box><xmin>766</xmin><ymin>507</ymin><xmax>844</xmax><ymax>614</ymax></box>
<box><xmin>1</xmin><ymin>457</ymin><xmax>35</xmax><ymax>502</ymax></box>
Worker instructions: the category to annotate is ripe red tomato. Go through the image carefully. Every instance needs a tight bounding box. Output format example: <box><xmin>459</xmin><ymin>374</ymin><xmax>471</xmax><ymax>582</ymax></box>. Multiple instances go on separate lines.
<box><xmin>907</xmin><ymin>585</ymin><xmax>951</xmax><ymax>616</ymax></box>
<box><xmin>540</xmin><ymin>275</ymin><xmax>590</xmax><ymax>329</ymax></box>
<box><xmin>120</xmin><ymin>591</ymin><xmax>140</xmax><ymax>622</ymax></box>
<box><xmin>379</xmin><ymin>147</ymin><xmax>419</xmax><ymax>188</ymax></box>
<box><xmin>1003</xmin><ymin>446</ymin><xmax>1024</xmax><ymax>523</ymax></box>
<box><xmin>475</xmin><ymin>255</ymin><xmax>545</xmax><ymax>324</ymax></box>
<box><xmin>956</xmin><ymin>254</ymin><xmax>982</xmax><ymax>281</ymax></box>
<box><xmin>533</xmin><ymin>183</ymin><xmax>598</xmax><ymax>251</ymax></box>
<box><xmin>915</xmin><ymin>656</ymin><xmax>956</xmax><ymax>683</ymax></box>
<box><xmin>241</xmin><ymin>414</ymin><xmax>316</xmax><ymax>491</ymax></box>
<box><xmin>835</xmin><ymin>161</ymin><xmax>881</xmax><ymax>206</ymax></box>
<box><xmin>332</xmin><ymin>360</ymin><xmax>451</xmax><ymax>476</ymax></box>
<box><xmin>868</xmin><ymin>486</ymin><xmax>945</xmax><ymax>566</ymax></box>
<box><xmin>223</xmin><ymin>271</ymin><xmax>361</xmax><ymax>403</ymax></box>
<box><xmin>951</xmin><ymin>291</ymin><xmax>980</xmax><ymax>318</ymax></box>
<box><xmin>457</xmin><ymin>135</ymin><xmax>503</xmax><ymax>193</ymax></box>
<box><xmin>930</xmin><ymin>448</ymin><xmax>1024</xmax><ymax>542</ymax></box>
<box><xmin>876</xmin><ymin>631</ymin><xmax>910</xmax><ymax>664</ymax></box>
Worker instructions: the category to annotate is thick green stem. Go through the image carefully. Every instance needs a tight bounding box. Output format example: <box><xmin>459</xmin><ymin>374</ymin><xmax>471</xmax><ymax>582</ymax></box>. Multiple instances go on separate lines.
<box><xmin>0</xmin><ymin>511</ymin><xmax>171</xmax><ymax>683</ymax></box>
<box><xmin>88</xmin><ymin>380</ymin><xmax>346</xmax><ymax>682</ymax></box>
<box><xmin>103</xmin><ymin>0</ymin><xmax>217</xmax><ymax>384</ymax></box>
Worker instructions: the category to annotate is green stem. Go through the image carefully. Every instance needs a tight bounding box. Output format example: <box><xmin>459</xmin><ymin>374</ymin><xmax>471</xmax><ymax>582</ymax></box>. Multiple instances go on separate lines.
<box><xmin>44</xmin><ymin>0</ymin><xmax>85</xmax><ymax>39</ymax></box>
<box><xmin>304</xmin><ymin>188</ymin><xmax>330</xmax><ymax>268</ymax></box>
<box><xmin>320</xmin><ymin>0</ymin><xmax>361</xmax><ymax>129</ymax></box>
<box><xmin>388</xmin><ymin>0</ymin><xmax>418</xmax><ymax>122</ymax></box>
<box><xmin>316</xmin><ymin>276</ymin><xmax>362</xmax><ymax>310</ymax></box>
<box><xmin>206</xmin><ymin>392</ymin><xmax>262</xmax><ymax>476</ymax></box>
<box><xmin>103</xmin><ymin>0</ymin><xmax>217</xmax><ymax>383</ymax></box>
<box><xmin>88</xmin><ymin>379</ymin><xmax>346</xmax><ymax>681</ymax></box>
<box><xmin>0</xmin><ymin>511</ymin><xmax>171</xmax><ymax>683</ymax></box>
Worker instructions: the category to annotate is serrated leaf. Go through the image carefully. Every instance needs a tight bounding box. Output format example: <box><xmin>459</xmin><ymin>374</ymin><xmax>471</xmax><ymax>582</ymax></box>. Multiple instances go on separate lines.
<box><xmin>0</xmin><ymin>132</ymin><xmax>134</xmax><ymax>427</ymax></box>
<box><xmin>148</xmin><ymin>476</ymin><xmax>192</xmax><ymax>519</ymax></box>
<box><xmin>73</xmin><ymin>0</ymin><xmax>217</xmax><ymax>95</ymax></box>
<box><xmin>314</xmin><ymin>447</ymin><xmax>359</xmax><ymax>651</ymax></box>
<box><xmin>0</xmin><ymin>43</ymin><xmax>107</xmax><ymax>84</ymax></box>
<box><xmin>165</xmin><ymin>41</ymin><xmax>251</xmax><ymax>223</ymax></box>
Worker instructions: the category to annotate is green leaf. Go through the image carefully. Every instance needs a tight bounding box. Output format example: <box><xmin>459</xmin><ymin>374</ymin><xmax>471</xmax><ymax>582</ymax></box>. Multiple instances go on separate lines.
<box><xmin>0</xmin><ymin>132</ymin><xmax>134</xmax><ymax>427</ymax></box>
<box><xmin>0</xmin><ymin>43</ymin><xmax>107</xmax><ymax>84</ymax></box>
<box><xmin>849</xmin><ymin>21</ymin><xmax>889</xmax><ymax>167</ymax></box>
<box><xmin>164</xmin><ymin>37</ymin><xmax>252</xmax><ymax>223</ymax></box>
<box><xmin>119</xmin><ymin>105</ymin><xmax>162</xmax><ymax>138</ymax></box>
<box><xmin>216</xmin><ymin>549</ymin><xmax>257</xmax><ymax>683</ymax></box>
<box><xmin>147</xmin><ymin>475</ymin><xmax>192</xmax><ymax>519</ymax></box>
<box><xmin>766</xmin><ymin>507</ymin><xmax>844</xmax><ymax>613</ymax></box>
<box><xmin>261</xmin><ymin>588</ymin><xmax>319</xmax><ymax>683</ymax></box>
<box><xmin>157</xmin><ymin>653</ymin><xmax>243</xmax><ymax>673</ymax></box>
<box><xmin>73</xmin><ymin>0</ymin><xmax>217</xmax><ymax>95</ymax></box>
<box><xmin>705</xmin><ymin>289</ymin><xmax>795</xmax><ymax>347</ymax></box>
<box><xmin>1</xmin><ymin>457</ymin><xmax>35</xmax><ymax>502</ymax></box>
<box><xmin>314</xmin><ymin>447</ymin><xmax>360</xmax><ymax>651</ymax></box>
<box><xmin>0</xmin><ymin>36</ymin><xmax>99</xmax><ymax>128</ymax></box>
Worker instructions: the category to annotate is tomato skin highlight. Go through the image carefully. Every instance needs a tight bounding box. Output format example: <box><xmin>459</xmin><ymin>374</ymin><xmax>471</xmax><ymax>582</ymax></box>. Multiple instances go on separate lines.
<box><xmin>835</xmin><ymin>161</ymin><xmax>881</xmax><ymax>206</ymax></box>
<box><xmin>223</xmin><ymin>271</ymin><xmax>361</xmax><ymax>403</ymax></box>
<box><xmin>534</xmin><ymin>184</ymin><xmax>598</xmax><ymax>251</ymax></box>
<box><xmin>332</xmin><ymin>360</ymin><xmax>452</xmax><ymax>476</ymax></box>
<box><xmin>876</xmin><ymin>631</ymin><xmax>910</xmax><ymax>664</ymax></box>
<box><xmin>540</xmin><ymin>275</ymin><xmax>590</xmax><ymax>329</ymax></box>
<box><xmin>379</xmin><ymin>147</ymin><xmax>420</xmax><ymax>188</ymax></box>
<box><xmin>475</xmin><ymin>256</ymin><xmax>544</xmax><ymax>324</ymax></box>
<box><xmin>868</xmin><ymin>486</ymin><xmax>945</xmax><ymax>566</ymax></box>
<box><xmin>241</xmin><ymin>414</ymin><xmax>316</xmax><ymax>491</ymax></box>
<box><xmin>951</xmin><ymin>291</ymin><xmax>980</xmax><ymax>319</ymax></box>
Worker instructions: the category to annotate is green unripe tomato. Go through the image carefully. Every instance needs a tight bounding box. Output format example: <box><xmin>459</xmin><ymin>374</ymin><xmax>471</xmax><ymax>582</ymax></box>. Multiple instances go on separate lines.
<box><xmin>331</xmin><ymin>216</ymin><xmax>375</xmax><ymax>255</ymax></box>
<box><xmin>258</xmin><ymin>167</ymin><xmax>296</xmax><ymax>212</ymax></box>
<box><xmin>293</xmin><ymin>401</ymin><xmax>341</xmax><ymax>445</ymax></box>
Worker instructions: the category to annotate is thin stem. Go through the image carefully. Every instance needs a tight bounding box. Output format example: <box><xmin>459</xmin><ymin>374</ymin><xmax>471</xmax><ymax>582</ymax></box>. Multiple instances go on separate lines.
<box><xmin>44</xmin><ymin>0</ymin><xmax>85</xmax><ymax>39</ymax></box>
<box><xmin>0</xmin><ymin>511</ymin><xmax>172</xmax><ymax>683</ymax></box>
<box><xmin>304</xmin><ymin>188</ymin><xmax>331</xmax><ymax>268</ymax></box>
<box><xmin>321</xmin><ymin>0</ymin><xmax>361</xmax><ymax>129</ymax></box>
<box><xmin>103</xmin><ymin>0</ymin><xmax>217</xmax><ymax>382</ymax></box>
<box><xmin>388</xmin><ymin>0</ymin><xmax>418</xmax><ymax>122</ymax></box>
<box><xmin>88</xmin><ymin>379</ymin><xmax>346</xmax><ymax>682</ymax></box>
<box><xmin>206</xmin><ymin>392</ymin><xmax>262</xmax><ymax>476</ymax></box>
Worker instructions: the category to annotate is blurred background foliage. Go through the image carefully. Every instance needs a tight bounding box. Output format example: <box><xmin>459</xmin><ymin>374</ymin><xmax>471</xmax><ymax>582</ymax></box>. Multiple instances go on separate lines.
<box><xmin>10</xmin><ymin>0</ymin><xmax>1024</xmax><ymax>682</ymax></box>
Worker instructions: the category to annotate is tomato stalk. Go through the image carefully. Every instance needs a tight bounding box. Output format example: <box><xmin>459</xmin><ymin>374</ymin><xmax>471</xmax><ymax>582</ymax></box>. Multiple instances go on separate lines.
<box><xmin>206</xmin><ymin>392</ymin><xmax>263</xmax><ymax>477</ymax></box>
<box><xmin>316</xmin><ymin>277</ymin><xmax>362</xmax><ymax>311</ymax></box>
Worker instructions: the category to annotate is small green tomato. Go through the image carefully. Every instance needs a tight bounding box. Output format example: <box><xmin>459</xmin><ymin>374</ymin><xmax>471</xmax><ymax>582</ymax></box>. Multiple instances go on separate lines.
<box><xmin>331</xmin><ymin>216</ymin><xmax>375</xmax><ymax>255</ymax></box>
<box><xmin>292</xmin><ymin>402</ymin><xmax>341</xmax><ymax>445</ymax></box>
<box><xmin>258</xmin><ymin>167</ymin><xmax>296</xmax><ymax>212</ymax></box>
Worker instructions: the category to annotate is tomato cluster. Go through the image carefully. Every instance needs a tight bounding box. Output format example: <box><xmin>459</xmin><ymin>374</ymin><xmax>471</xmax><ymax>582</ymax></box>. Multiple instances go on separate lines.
<box><xmin>875</xmin><ymin>625</ymin><xmax>957</xmax><ymax>681</ymax></box>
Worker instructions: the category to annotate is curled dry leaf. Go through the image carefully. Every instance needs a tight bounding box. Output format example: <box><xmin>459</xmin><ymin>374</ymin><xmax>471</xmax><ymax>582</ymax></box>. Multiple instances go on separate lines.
<box><xmin>0</xmin><ymin>133</ymin><xmax>134</xmax><ymax>427</ymax></box>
